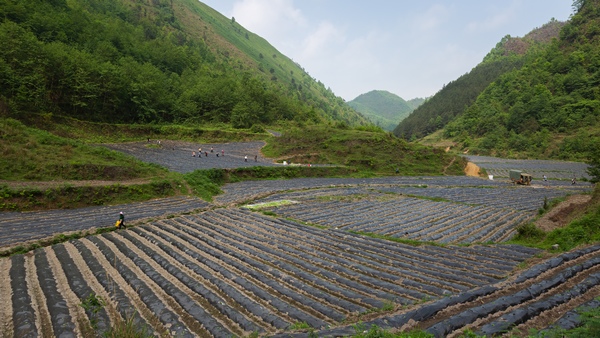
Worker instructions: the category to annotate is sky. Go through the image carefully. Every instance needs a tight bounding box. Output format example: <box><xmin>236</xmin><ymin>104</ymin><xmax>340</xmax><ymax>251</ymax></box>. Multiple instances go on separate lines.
<box><xmin>200</xmin><ymin>0</ymin><xmax>574</xmax><ymax>101</ymax></box>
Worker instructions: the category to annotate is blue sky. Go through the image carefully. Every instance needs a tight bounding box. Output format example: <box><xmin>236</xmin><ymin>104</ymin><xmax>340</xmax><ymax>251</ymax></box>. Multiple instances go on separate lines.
<box><xmin>200</xmin><ymin>0</ymin><xmax>574</xmax><ymax>101</ymax></box>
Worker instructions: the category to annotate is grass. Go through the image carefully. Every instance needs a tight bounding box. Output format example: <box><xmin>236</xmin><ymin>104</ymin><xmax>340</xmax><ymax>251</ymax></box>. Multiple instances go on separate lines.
<box><xmin>0</xmin><ymin>118</ymin><xmax>169</xmax><ymax>181</ymax></box>
<box><xmin>262</xmin><ymin>124</ymin><xmax>466</xmax><ymax>175</ymax></box>
<box><xmin>243</xmin><ymin>200</ymin><xmax>297</xmax><ymax>210</ymax></box>
<box><xmin>16</xmin><ymin>113</ymin><xmax>266</xmax><ymax>144</ymax></box>
<box><xmin>0</xmin><ymin>178</ymin><xmax>186</xmax><ymax>212</ymax></box>
<box><xmin>351</xmin><ymin>323</ymin><xmax>434</xmax><ymax>338</ymax></box>
<box><xmin>1</xmin><ymin>116</ymin><xmax>469</xmax><ymax>211</ymax></box>
<box><xmin>509</xmin><ymin>186</ymin><xmax>600</xmax><ymax>251</ymax></box>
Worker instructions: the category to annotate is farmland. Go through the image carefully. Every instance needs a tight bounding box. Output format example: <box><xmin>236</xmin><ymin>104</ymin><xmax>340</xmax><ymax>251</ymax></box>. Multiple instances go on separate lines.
<box><xmin>0</xmin><ymin>147</ymin><xmax>597</xmax><ymax>337</ymax></box>
<box><xmin>466</xmin><ymin>155</ymin><xmax>591</xmax><ymax>181</ymax></box>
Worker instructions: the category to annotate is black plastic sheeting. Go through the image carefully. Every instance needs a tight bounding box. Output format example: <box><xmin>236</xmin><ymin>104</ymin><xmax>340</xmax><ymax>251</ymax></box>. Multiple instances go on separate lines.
<box><xmin>172</xmin><ymin>215</ymin><xmax>353</xmax><ymax>320</ymax></box>
<box><xmin>33</xmin><ymin>248</ymin><xmax>77</xmax><ymax>337</ymax></box>
<box><xmin>426</xmin><ymin>255</ymin><xmax>600</xmax><ymax>337</ymax></box>
<box><xmin>103</xmin><ymin>233</ymin><xmax>233</xmax><ymax>338</ymax></box>
<box><xmin>514</xmin><ymin>243</ymin><xmax>600</xmax><ymax>283</ymax></box>
<box><xmin>0</xmin><ymin>196</ymin><xmax>208</xmax><ymax>248</ymax></box>
<box><xmin>71</xmin><ymin>240</ymin><xmax>151</xmax><ymax>332</ymax></box>
<box><xmin>52</xmin><ymin>243</ymin><xmax>111</xmax><ymax>334</ymax></box>
<box><xmin>219</xmin><ymin>210</ymin><xmax>469</xmax><ymax>294</ymax></box>
<box><xmin>269</xmin><ymin>285</ymin><xmax>498</xmax><ymax>338</ymax></box>
<box><xmin>118</xmin><ymin>230</ymin><xmax>263</xmax><ymax>334</ymax></box>
<box><xmin>131</xmin><ymin>226</ymin><xmax>289</xmax><ymax>330</ymax></box>
<box><xmin>87</xmin><ymin>236</ymin><xmax>193</xmax><ymax>337</ymax></box>
<box><xmin>10</xmin><ymin>254</ymin><xmax>38</xmax><ymax>337</ymax></box>
<box><xmin>477</xmin><ymin>272</ymin><xmax>600</xmax><ymax>336</ymax></box>
<box><xmin>152</xmin><ymin>220</ymin><xmax>330</xmax><ymax>329</ymax></box>
<box><xmin>539</xmin><ymin>299</ymin><xmax>600</xmax><ymax>334</ymax></box>
<box><xmin>183</xmin><ymin>213</ymin><xmax>415</xmax><ymax>305</ymax></box>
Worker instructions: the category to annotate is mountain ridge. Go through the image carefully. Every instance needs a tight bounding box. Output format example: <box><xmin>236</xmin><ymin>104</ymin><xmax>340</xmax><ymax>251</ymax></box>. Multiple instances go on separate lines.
<box><xmin>393</xmin><ymin>19</ymin><xmax>569</xmax><ymax>147</ymax></box>
<box><xmin>0</xmin><ymin>0</ymin><xmax>369</xmax><ymax>127</ymax></box>
<box><xmin>348</xmin><ymin>90</ymin><xmax>424</xmax><ymax>131</ymax></box>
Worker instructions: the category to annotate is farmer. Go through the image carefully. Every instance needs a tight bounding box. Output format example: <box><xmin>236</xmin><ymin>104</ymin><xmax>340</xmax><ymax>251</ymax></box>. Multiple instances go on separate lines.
<box><xmin>117</xmin><ymin>211</ymin><xmax>125</xmax><ymax>229</ymax></box>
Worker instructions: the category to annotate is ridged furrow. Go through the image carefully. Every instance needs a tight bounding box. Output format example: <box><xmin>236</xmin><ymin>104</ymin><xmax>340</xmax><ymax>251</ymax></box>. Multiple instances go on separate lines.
<box><xmin>85</xmin><ymin>236</ymin><xmax>195</xmax><ymax>337</ymax></box>
<box><xmin>148</xmin><ymin>220</ymin><xmax>331</xmax><ymax>328</ymax></box>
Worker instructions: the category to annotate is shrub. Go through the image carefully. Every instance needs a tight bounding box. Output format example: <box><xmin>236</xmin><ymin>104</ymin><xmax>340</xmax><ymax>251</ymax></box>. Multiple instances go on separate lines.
<box><xmin>514</xmin><ymin>223</ymin><xmax>545</xmax><ymax>241</ymax></box>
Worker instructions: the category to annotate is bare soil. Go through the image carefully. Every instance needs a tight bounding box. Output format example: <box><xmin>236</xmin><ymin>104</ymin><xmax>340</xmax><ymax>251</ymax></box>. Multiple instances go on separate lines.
<box><xmin>535</xmin><ymin>194</ymin><xmax>593</xmax><ymax>232</ymax></box>
<box><xmin>464</xmin><ymin>162</ymin><xmax>481</xmax><ymax>177</ymax></box>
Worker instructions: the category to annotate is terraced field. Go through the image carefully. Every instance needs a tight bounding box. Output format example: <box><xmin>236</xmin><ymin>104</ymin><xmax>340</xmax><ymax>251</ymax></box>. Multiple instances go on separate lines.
<box><xmin>0</xmin><ymin>196</ymin><xmax>209</xmax><ymax>251</ymax></box>
<box><xmin>0</xmin><ymin>209</ymin><xmax>541</xmax><ymax>337</ymax></box>
<box><xmin>103</xmin><ymin>141</ymin><xmax>278</xmax><ymax>173</ymax></box>
<box><xmin>245</xmin><ymin>177</ymin><xmax>591</xmax><ymax>244</ymax></box>
<box><xmin>274</xmin><ymin>244</ymin><xmax>600</xmax><ymax>337</ymax></box>
<box><xmin>1</xmin><ymin>148</ymin><xmax>597</xmax><ymax>337</ymax></box>
<box><xmin>466</xmin><ymin>155</ymin><xmax>591</xmax><ymax>181</ymax></box>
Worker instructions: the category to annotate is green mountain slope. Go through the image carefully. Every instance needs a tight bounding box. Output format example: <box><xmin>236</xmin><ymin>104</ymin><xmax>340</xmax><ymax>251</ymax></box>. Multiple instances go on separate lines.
<box><xmin>394</xmin><ymin>19</ymin><xmax>565</xmax><ymax>141</ymax></box>
<box><xmin>444</xmin><ymin>1</ymin><xmax>599</xmax><ymax>160</ymax></box>
<box><xmin>0</xmin><ymin>0</ymin><xmax>369</xmax><ymax>127</ymax></box>
<box><xmin>348</xmin><ymin>90</ymin><xmax>420</xmax><ymax>131</ymax></box>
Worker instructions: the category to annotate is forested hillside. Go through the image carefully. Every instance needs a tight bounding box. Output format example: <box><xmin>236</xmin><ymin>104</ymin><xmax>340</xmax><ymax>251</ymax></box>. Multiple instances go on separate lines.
<box><xmin>394</xmin><ymin>20</ymin><xmax>565</xmax><ymax>141</ymax></box>
<box><xmin>347</xmin><ymin>90</ymin><xmax>420</xmax><ymax>131</ymax></box>
<box><xmin>0</xmin><ymin>0</ymin><xmax>369</xmax><ymax>127</ymax></box>
<box><xmin>444</xmin><ymin>0</ymin><xmax>600</xmax><ymax>160</ymax></box>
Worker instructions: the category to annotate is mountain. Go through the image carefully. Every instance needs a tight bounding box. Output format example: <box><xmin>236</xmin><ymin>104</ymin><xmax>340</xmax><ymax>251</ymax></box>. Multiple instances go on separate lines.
<box><xmin>407</xmin><ymin>97</ymin><xmax>427</xmax><ymax>110</ymax></box>
<box><xmin>0</xmin><ymin>0</ymin><xmax>369</xmax><ymax>127</ymax></box>
<box><xmin>442</xmin><ymin>1</ymin><xmax>600</xmax><ymax>160</ymax></box>
<box><xmin>347</xmin><ymin>90</ymin><xmax>423</xmax><ymax>131</ymax></box>
<box><xmin>394</xmin><ymin>19</ymin><xmax>565</xmax><ymax>141</ymax></box>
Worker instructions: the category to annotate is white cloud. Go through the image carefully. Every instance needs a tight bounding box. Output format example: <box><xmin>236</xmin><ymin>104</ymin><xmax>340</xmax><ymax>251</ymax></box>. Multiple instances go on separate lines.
<box><xmin>231</xmin><ymin>0</ymin><xmax>305</xmax><ymax>41</ymax></box>
<box><xmin>300</xmin><ymin>21</ymin><xmax>345</xmax><ymax>59</ymax></box>
<box><xmin>466</xmin><ymin>2</ymin><xmax>519</xmax><ymax>33</ymax></box>
<box><xmin>414</xmin><ymin>4</ymin><xmax>451</xmax><ymax>32</ymax></box>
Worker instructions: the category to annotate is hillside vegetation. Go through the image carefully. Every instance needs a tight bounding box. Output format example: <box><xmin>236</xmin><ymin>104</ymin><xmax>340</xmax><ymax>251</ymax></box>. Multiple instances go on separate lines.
<box><xmin>348</xmin><ymin>90</ymin><xmax>422</xmax><ymax>131</ymax></box>
<box><xmin>394</xmin><ymin>20</ymin><xmax>565</xmax><ymax>142</ymax></box>
<box><xmin>443</xmin><ymin>1</ymin><xmax>600</xmax><ymax>160</ymax></box>
<box><xmin>262</xmin><ymin>124</ymin><xmax>466</xmax><ymax>176</ymax></box>
<box><xmin>0</xmin><ymin>0</ymin><xmax>368</xmax><ymax>127</ymax></box>
<box><xmin>0</xmin><ymin>0</ymin><xmax>469</xmax><ymax>212</ymax></box>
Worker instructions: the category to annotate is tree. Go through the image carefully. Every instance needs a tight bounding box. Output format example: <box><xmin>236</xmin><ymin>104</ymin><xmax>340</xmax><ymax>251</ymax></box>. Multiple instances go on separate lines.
<box><xmin>587</xmin><ymin>146</ymin><xmax>600</xmax><ymax>183</ymax></box>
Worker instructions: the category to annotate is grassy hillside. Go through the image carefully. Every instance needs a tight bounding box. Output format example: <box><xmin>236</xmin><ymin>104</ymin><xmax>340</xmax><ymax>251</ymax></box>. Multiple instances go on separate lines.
<box><xmin>348</xmin><ymin>90</ymin><xmax>419</xmax><ymax>131</ymax></box>
<box><xmin>0</xmin><ymin>116</ymin><xmax>467</xmax><ymax>211</ymax></box>
<box><xmin>0</xmin><ymin>118</ymin><xmax>169</xmax><ymax>181</ymax></box>
<box><xmin>262</xmin><ymin>124</ymin><xmax>465</xmax><ymax>176</ymax></box>
<box><xmin>0</xmin><ymin>0</ymin><xmax>369</xmax><ymax>127</ymax></box>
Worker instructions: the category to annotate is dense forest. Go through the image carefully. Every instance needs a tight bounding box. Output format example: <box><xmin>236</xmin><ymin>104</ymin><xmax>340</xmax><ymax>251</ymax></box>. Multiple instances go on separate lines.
<box><xmin>394</xmin><ymin>20</ymin><xmax>565</xmax><ymax>141</ymax></box>
<box><xmin>0</xmin><ymin>0</ymin><xmax>369</xmax><ymax>128</ymax></box>
<box><xmin>444</xmin><ymin>0</ymin><xmax>600</xmax><ymax>160</ymax></box>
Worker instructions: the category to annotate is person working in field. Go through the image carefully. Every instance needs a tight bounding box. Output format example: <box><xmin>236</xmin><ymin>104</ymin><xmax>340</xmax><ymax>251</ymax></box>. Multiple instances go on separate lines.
<box><xmin>116</xmin><ymin>211</ymin><xmax>125</xmax><ymax>229</ymax></box>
